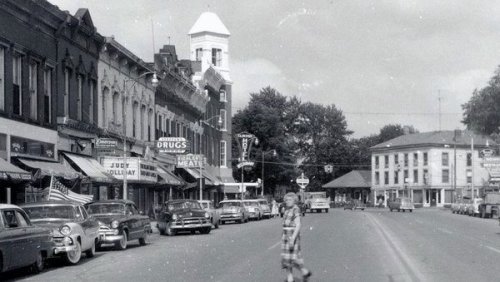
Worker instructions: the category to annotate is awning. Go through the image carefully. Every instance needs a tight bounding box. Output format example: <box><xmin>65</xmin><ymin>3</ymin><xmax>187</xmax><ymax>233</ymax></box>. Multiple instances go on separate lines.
<box><xmin>0</xmin><ymin>158</ymin><xmax>32</xmax><ymax>181</ymax></box>
<box><xmin>183</xmin><ymin>168</ymin><xmax>221</xmax><ymax>186</ymax></box>
<box><xmin>63</xmin><ymin>153</ymin><xmax>116</xmax><ymax>183</ymax></box>
<box><xmin>224</xmin><ymin>186</ymin><xmax>241</xmax><ymax>194</ymax></box>
<box><xmin>18</xmin><ymin>158</ymin><xmax>80</xmax><ymax>179</ymax></box>
<box><xmin>157</xmin><ymin>167</ymin><xmax>184</xmax><ymax>186</ymax></box>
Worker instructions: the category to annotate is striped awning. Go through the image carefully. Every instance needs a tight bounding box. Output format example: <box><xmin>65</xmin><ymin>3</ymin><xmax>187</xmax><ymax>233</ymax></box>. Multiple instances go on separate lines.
<box><xmin>157</xmin><ymin>166</ymin><xmax>184</xmax><ymax>186</ymax></box>
<box><xmin>18</xmin><ymin>158</ymin><xmax>80</xmax><ymax>180</ymax></box>
<box><xmin>0</xmin><ymin>158</ymin><xmax>31</xmax><ymax>181</ymax></box>
<box><xmin>63</xmin><ymin>153</ymin><xmax>115</xmax><ymax>183</ymax></box>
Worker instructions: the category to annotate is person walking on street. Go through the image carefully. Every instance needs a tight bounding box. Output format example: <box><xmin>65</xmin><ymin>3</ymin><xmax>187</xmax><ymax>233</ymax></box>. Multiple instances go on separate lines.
<box><xmin>271</xmin><ymin>199</ymin><xmax>279</xmax><ymax>218</ymax></box>
<box><xmin>281</xmin><ymin>192</ymin><xmax>312</xmax><ymax>282</ymax></box>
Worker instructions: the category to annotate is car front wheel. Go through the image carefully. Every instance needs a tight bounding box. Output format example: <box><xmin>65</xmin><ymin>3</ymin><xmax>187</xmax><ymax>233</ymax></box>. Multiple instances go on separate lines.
<box><xmin>200</xmin><ymin>227</ymin><xmax>211</xmax><ymax>234</ymax></box>
<box><xmin>139</xmin><ymin>228</ymin><xmax>148</xmax><ymax>246</ymax></box>
<box><xmin>166</xmin><ymin>224</ymin><xmax>176</xmax><ymax>236</ymax></box>
<box><xmin>115</xmin><ymin>231</ymin><xmax>128</xmax><ymax>250</ymax></box>
<box><xmin>31</xmin><ymin>251</ymin><xmax>45</xmax><ymax>273</ymax></box>
<box><xmin>86</xmin><ymin>240</ymin><xmax>96</xmax><ymax>257</ymax></box>
<box><xmin>65</xmin><ymin>240</ymin><xmax>82</xmax><ymax>265</ymax></box>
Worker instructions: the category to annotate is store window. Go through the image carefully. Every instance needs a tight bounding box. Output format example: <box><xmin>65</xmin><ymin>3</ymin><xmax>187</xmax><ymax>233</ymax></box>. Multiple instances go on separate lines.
<box><xmin>10</xmin><ymin>136</ymin><xmax>55</xmax><ymax>159</ymax></box>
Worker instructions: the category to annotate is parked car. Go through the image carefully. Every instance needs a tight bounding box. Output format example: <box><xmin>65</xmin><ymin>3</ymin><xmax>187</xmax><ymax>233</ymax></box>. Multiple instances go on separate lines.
<box><xmin>451</xmin><ymin>200</ymin><xmax>462</xmax><ymax>214</ymax></box>
<box><xmin>466</xmin><ymin>198</ymin><xmax>484</xmax><ymax>217</ymax></box>
<box><xmin>157</xmin><ymin>200</ymin><xmax>211</xmax><ymax>236</ymax></box>
<box><xmin>219</xmin><ymin>200</ymin><xmax>249</xmax><ymax>224</ymax></box>
<box><xmin>198</xmin><ymin>200</ymin><xmax>220</xmax><ymax>228</ymax></box>
<box><xmin>243</xmin><ymin>200</ymin><xmax>263</xmax><ymax>220</ymax></box>
<box><xmin>257</xmin><ymin>199</ymin><xmax>272</xmax><ymax>218</ymax></box>
<box><xmin>344</xmin><ymin>200</ymin><xmax>366</xmax><ymax>211</ymax></box>
<box><xmin>458</xmin><ymin>199</ymin><xmax>471</xmax><ymax>214</ymax></box>
<box><xmin>388</xmin><ymin>197</ymin><xmax>414</xmax><ymax>212</ymax></box>
<box><xmin>87</xmin><ymin>200</ymin><xmax>151</xmax><ymax>250</ymax></box>
<box><xmin>21</xmin><ymin>201</ymin><xmax>99</xmax><ymax>265</ymax></box>
<box><xmin>0</xmin><ymin>204</ymin><xmax>53</xmax><ymax>274</ymax></box>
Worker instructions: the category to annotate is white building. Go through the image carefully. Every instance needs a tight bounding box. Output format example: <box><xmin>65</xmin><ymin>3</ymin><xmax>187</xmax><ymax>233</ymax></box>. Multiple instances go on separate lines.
<box><xmin>370</xmin><ymin>131</ymin><xmax>495</xmax><ymax>207</ymax></box>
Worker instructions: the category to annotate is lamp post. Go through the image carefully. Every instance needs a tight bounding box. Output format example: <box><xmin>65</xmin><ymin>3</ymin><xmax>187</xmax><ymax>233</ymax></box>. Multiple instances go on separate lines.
<box><xmin>198</xmin><ymin>115</ymin><xmax>222</xmax><ymax>200</ymax></box>
<box><xmin>119</xmin><ymin>71</ymin><xmax>159</xmax><ymax>200</ymax></box>
<box><xmin>261</xmin><ymin>149</ymin><xmax>277</xmax><ymax>197</ymax></box>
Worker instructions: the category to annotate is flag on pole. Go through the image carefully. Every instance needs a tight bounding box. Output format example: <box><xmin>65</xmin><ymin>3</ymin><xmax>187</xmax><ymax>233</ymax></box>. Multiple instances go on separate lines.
<box><xmin>43</xmin><ymin>175</ymin><xmax>93</xmax><ymax>204</ymax></box>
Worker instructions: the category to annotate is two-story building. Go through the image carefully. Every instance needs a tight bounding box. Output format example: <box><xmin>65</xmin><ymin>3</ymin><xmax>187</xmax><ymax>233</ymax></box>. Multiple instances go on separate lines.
<box><xmin>370</xmin><ymin>131</ymin><xmax>494</xmax><ymax>207</ymax></box>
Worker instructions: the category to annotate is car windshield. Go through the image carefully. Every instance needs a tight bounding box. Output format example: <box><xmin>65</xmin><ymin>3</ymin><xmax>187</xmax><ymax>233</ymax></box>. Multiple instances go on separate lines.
<box><xmin>258</xmin><ymin>201</ymin><xmax>268</xmax><ymax>205</ymax></box>
<box><xmin>24</xmin><ymin>205</ymin><xmax>76</xmax><ymax>220</ymax></box>
<box><xmin>245</xmin><ymin>202</ymin><xmax>259</xmax><ymax>206</ymax></box>
<box><xmin>221</xmin><ymin>202</ymin><xmax>240</xmax><ymax>207</ymax></box>
<box><xmin>200</xmin><ymin>202</ymin><xmax>209</xmax><ymax>209</ymax></box>
<box><xmin>88</xmin><ymin>203</ymin><xmax>125</xmax><ymax>215</ymax></box>
<box><xmin>311</xmin><ymin>194</ymin><xmax>326</xmax><ymax>199</ymax></box>
<box><xmin>167</xmin><ymin>202</ymin><xmax>201</xmax><ymax>211</ymax></box>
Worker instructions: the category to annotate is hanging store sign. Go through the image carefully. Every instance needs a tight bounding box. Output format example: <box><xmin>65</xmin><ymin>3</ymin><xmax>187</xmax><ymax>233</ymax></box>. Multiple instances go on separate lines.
<box><xmin>156</xmin><ymin>137</ymin><xmax>189</xmax><ymax>154</ymax></box>
<box><xmin>94</xmin><ymin>138</ymin><xmax>118</xmax><ymax>149</ymax></box>
<box><xmin>101</xmin><ymin>157</ymin><xmax>157</xmax><ymax>183</ymax></box>
<box><xmin>176</xmin><ymin>154</ymin><xmax>206</xmax><ymax>168</ymax></box>
<box><xmin>483</xmin><ymin>156</ymin><xmax>500</xmax><ymax>181</ymax></box>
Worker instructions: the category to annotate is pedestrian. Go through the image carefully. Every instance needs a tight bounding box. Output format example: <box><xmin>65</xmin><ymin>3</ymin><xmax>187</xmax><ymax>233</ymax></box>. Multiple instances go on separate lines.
<box><xmin>271</xmin><ymin>199</ymin><xmax>279</xmax><ymax>218</ymax></box>
<box><xmin>281</xmin><ymin>192</ymin><xmax>312</xmax><ymax>282</ymax></box>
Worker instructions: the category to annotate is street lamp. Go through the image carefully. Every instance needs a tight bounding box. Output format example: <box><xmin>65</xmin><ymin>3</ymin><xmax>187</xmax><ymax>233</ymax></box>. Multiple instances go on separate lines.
<box><xmin>196</xmin><ymin>115</ymin><xmax>223</xmax><ymax>200</ymax></box>
<box><xmin>261</xmin><ymin>149</ymin><xmax>277</xmax><ymax>197</ymax></box>
<box><xmin>120</xmin><ymin>71</ymin><xmax>159</xmax><ymax>200</ymax></box>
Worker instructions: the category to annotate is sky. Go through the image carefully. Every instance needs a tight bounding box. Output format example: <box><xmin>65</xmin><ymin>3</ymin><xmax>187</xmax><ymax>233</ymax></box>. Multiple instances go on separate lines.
<box><xmin>49</xmin><ymin>0</ymin><xmax>500</xmax><ymax>138</ymax></box>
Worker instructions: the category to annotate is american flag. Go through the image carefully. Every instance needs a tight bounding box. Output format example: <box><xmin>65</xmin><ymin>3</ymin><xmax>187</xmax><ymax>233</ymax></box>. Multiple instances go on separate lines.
<box><xmin>42</xmin><ymin>176</ymin><xmax>93</xmax><ymax>205</ymax></box>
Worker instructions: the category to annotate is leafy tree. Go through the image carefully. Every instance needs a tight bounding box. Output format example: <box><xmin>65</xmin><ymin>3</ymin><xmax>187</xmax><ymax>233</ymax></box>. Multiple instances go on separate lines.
<box><xmin>462</xmin><ymin>68</ymin><xmax>500</xmax><ymax>135</ymax></box>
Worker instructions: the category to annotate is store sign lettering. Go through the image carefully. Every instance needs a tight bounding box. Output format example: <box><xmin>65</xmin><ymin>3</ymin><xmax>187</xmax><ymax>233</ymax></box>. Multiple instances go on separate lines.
<box><xmin>156</xmin><ymin>137</ymin><xmax>189</xmax><ymax>154</ymax></box>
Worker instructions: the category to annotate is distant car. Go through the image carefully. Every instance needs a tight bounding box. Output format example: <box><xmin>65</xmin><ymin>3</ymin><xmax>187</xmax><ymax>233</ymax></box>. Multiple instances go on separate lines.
<box><xmin>219</xmin><ymin>200</ymin><xmax>249</xmax><ymax>224</ymax></box>
<box><xmin>458</xmin><ymin>199</ymin><xmax>471</xmax><ymax>214</ymax></box>
<box><xmin>451</xmin><ymin>200</ymin><xmax>462</xmax><ymax>214</ymax></box>
<box><xmin>257</xmin><ymin>199</ymin><xmax>272</xmax><ymax>218</ymax></box>
<box><xmin>344</xmin><ymin>200</ymin><xmax>366</xmax><ymax>211</ymax></box>
<box><xmin>21</xmin><ymin>201</ymin><xmax>99</xmax><ymax>265</ymax></box>
<box><xmin>388</xmin><ymin>197</ymin><xmax>414</xmax><ymax>212</ymax></box>
<box><xmin>0</xmin><ymin>204</ymin><xmax>53</xmax><ymax>274</ymax></box>
<box><xmin>87</xmin><ymin>200</ymin><xmax>151</xmax><ymax>250</ymax></box>
<box><xmin>243</xmin><ymin>200</ymin><xmax>263</xmax><ymax>220</ymax></box>
<box><xmin>157</xmin><ymin>200</ymin><xmax>211</xmax><ymax>236</ymax></box>
<box><xmin>198</xmin><ymin>200</ymin><xmax>221</xmax><ymax>228</ymax></box>
<box><xmin>466</xmin><ymin>198</ymin><xmax>483</xmax><ymax>217</ymax></box>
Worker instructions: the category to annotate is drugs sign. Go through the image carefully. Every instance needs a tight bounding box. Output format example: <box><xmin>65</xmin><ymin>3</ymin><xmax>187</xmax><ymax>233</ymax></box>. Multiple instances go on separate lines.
<box><xmin>156</xmin><ymin>137</ymin><xmax>189</xmax><ymax>154</ymax></box>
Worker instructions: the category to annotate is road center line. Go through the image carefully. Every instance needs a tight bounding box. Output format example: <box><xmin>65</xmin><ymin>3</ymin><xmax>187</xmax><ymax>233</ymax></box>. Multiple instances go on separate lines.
<box><xmin>485</xmin><ymin>245</ymin><xmax>500</xmax><ymax>255</ymax></box>
<box><xmin>268</xmin><ymin>241</ymin><xmax>281</xmax><ymax>250</ymax></box>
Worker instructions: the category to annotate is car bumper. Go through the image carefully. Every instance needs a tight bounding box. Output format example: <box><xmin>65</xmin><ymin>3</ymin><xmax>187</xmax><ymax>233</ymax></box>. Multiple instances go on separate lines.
<box><xmin>99</xmin><ymin>234</ymin><xmax>124</xmax><ymax>243</ymax></box>
<box><xmin>170</xmin><ymin>223</ymin><xmax>212</xmax><ymax>230</ymax></box>
<box><xmin>220</xmin><ymin>214</ymin><xmax>243</xmax><ymax>221</ymax></box>
<box><xmin>54</xmin><ymin>245</ymin><xmax>77</xmax><ymax>255</ymax></box>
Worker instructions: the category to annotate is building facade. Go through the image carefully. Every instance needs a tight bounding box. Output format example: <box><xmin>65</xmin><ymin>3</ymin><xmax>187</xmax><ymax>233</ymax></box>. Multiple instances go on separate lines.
<box><xmin>371</xmin><ymin>131</ymin><xmax>494</xmax><ymax>207</ymax></box>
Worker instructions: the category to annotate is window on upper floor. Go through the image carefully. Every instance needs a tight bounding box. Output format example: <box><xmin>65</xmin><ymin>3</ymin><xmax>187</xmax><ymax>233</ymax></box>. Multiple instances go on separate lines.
<box><xmin>43</xmin><ymin>67</ymin><xmax>53</xmax><ymax>124</ymax></box>
<box><xmin>12</xmin><ymin>53</ymin><xmax>22</xmax><ymax>115</ymax></box>
<box><xmin>112</xmin><ymin>92</ymin><xmax>120</xmax><ymax>125</ymax></box>
<box><xmin>220</xmin><ymin>90</ymin><xmax>227</xmax><ymax>102</ymax></box>
<box><xmin>442</xmin><ymin>169</ymin><xmax>449</xmax><ymax>183</ymax></box>
<box><xmin>404</xmin><ymin>153</ymin><xmax>409</xmax><ymax>167</ymax></box>
<box><xmin>467</xmin><ymin>153</ymin><xmax>472</xmax><ymax>167</ymax></box>
<box><xmin>375</xmin><ymin>156</ymin><xmax>379</xmax><ymax>169</ymax></box>
<box><xmin>413</xmin><ymin>153</ymin><xmax>418</xmax><ymax>167</ymax></box>
<box><xmin>423</xmin><ymin>169</ymin><xmax>428</xmax><ymax>184</ymax></box>
<box><xmin>394</xmin><ymin>170</ymin><xmax>399</xmax><ymax>184</ymax></box>
<box><xmin>423</xmin><ymin>152</ymin><xmax>428</xmax><ymax>166</ymax></box>
<box><xmin>88</xmin><ymin>80</ymin><xmax>95</xmax><ymax>124</ymax></box>
<box><xmin>220</xmin><ymin>140</ymin><xmax>227</xmax><ymax>167</ymax></box>
<box><xmin>212</xmin><ymin>48</ymin><xmax>222</xmax><ymax>66</ymax></box>
<box><xmin>384</xmin><ymin>171</ymin><xmax>389</xmax><ymax>185</ymax></box>
<box><xmin>404</xmin><ymin>170</ymin><xmax>409</xmax><ymax>183</ymax></box>
<box><xmin>466</xmin><ymin>169</ymin><xmax>472</xmax><ymax>184</ymax></box>
<box><xmin>384</xmin><ymin>155</ymin><xmax>389</xmax><ymax>168</ymax></box>
<box><xmin>77</xmin><ymin>74</ymin><xmax>83</xmax><ymax>121</ymax></box>
<box><xmin>220</xmin><ymin>109</ymin><xmax>227</xmax><ymax>131</ymax></box>
<box><xmin>196</xmin><ymin>48</ymin><xmax>203</xmax><ymax>61</ymax></box>
<box><xmin>63</xmin><ymin>68</ymin><xmax>71</xmax><ymax>117</ymax></box>
<box><xmin>375</xmin><ymin>172</ymin><xmax>380</xmax><ymax>185</ymax></box>
<box><xmin>0</xmin><ymin>47</ymin><xmax>4</xmax><ymax>112</ymax></box>
<box><xmin>413</xmin><ymin>169</ymin><xmax>418</xmax><ymax>184</ymax></box>
<box><xmin>29</xmin><ymin>61</ymin><xmax>38</xmax><ymax>120</ymax></box>
<box><xmin>442</xmin><ymin>152</ymin><xmax>449</xmax><ymax>166</ymax></box>
<box><xmin>394</xmin><ymin>154</ymin><xmax>399</xmax><ymax>166</ymax></box>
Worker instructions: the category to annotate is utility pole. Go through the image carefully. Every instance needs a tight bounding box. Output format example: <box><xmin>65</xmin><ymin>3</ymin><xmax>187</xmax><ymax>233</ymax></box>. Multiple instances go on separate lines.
<box><xmin>471</xmin><ymin>137</ymin><xmax>475</xmax><ymax>198</ymax></box>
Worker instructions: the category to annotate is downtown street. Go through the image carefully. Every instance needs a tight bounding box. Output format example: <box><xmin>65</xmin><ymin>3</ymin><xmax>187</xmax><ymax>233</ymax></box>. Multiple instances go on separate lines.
<box><xmin>4</xmin><ymin>208</ymin><xmax>500</xmax><ymax>282</ymax></box>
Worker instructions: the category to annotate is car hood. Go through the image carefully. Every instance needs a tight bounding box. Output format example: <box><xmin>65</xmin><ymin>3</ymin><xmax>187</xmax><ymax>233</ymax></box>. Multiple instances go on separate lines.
<box><xmin>221</xmin><ymin>206</ymin><xmax>241</xmax><ymax>213</ymax></box>
<box><xmin>30</xmin><ymin>219</ymin><xmax>72</xmax><ymax>232</ymax></box>
<box><xmin>172</xmin><ymin>209</ymin><xmax>206</xmax><ymax>218</ymax></box>
<box><xmin>91</xmin><ymin>214</ymin><xmax>123</xmax><ymax>225</ymax></box>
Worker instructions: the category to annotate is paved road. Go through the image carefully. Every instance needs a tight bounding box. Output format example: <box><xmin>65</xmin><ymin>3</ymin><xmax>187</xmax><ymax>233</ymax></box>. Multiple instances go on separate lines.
<box><xmin>4</xmin><ymin>208</ymin><xmax>500</xmax><ymax>282</ymax></box>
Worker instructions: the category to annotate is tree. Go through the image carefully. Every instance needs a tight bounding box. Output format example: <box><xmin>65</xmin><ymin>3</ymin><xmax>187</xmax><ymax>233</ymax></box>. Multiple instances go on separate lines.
<box><xmin>378</xmin><ymin>124</ymin><xmax>418</xmax><ymax>143</ymax></box>
<box><xmin>462</xmin><ymin>67</ymin><xmax>500</xmax><ymax>135</ymax></box>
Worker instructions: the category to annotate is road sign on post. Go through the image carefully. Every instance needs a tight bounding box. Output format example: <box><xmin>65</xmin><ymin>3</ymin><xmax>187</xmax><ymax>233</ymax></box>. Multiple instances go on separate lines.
<box><xmin>296</xmin><ymin>173</ymin><xmax>309</xmax><ymax>189</ymax></box>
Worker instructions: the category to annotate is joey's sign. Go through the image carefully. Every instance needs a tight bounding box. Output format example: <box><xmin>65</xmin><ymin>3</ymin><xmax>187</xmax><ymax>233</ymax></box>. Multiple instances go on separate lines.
<box><xmin>156</xmin><ymin>137</ymin><xmax>189</xmax><ymax>154</ymax></box>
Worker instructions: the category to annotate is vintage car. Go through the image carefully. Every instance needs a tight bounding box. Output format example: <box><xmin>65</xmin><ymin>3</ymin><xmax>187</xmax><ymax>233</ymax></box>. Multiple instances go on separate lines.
<box><xmin>243</xmin><ymin>200</ymin><xmax>263</xmax><ymax>220</ymax></box>
<box><xmin>304</xmin><ymin>192</ymin><xmax>330</xmax><ymax>213</ymax></box>
<box><xmin>344</xmin><ymin>200</ymin><xmax>366</xmax><ymax>211</ymax></box>
<box><xmin>257</xmin><ymin>199</ymin><xmax>272</xmax><ymax>218</ymax></box>
<box><xmin>157</xmin><ymin>200</ymin><xmax>212</xmax><ymax>236</ymax></box>
<box><xmin>219</xmin><ymin>200</ymin><xmax>249</xmax><ymax>224</ymax></box>
<box><xmin>21</xmin><ymin>201</ymin><xmax>99</xmax><ymax>265</ymax></box>
<box><xmin>198</xmin><ymin>200</ymin><xmax>220</xmax><ymax>228</ymax></box>
<box><xmin>458</xmin><ymin>199</ymin><xmax>471</xmax><ymax>214</ymax></box>
<box><xmin>0</xmin><ymin>204</ymin><xmax>53</xmax><ymax>274</ymax></box>
<box><xmin>87</xmin><ymin>200</ymin><xmax>151</xmax><ymax>250</ymax></box>
<box><xmin>451</xmin><ymin>200</ymin><xmax>462</xmax><ymax>214</ymax></box>
<box><xmin>388</xmin><ymin>197</ymin><xmax>415</xmax><ymax>212</ymax></box>
<box><xmin>466</xmin><ymin>198</ymin><xmax>484</xmax><ymax>217</ymax></box>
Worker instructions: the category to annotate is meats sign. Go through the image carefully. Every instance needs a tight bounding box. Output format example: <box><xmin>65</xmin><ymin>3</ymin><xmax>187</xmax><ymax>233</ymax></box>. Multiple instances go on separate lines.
<box><xmin>156</xmin><ymin>137</ymin><xmax>189</xmax><ymax>154</ymax></box>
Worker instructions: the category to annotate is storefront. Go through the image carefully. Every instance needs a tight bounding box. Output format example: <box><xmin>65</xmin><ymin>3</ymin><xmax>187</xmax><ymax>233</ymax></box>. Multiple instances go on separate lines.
<box><xmin>101</xmin><ymin>156</ymin><xmax>158</xmax><ymax>213</ymax></box>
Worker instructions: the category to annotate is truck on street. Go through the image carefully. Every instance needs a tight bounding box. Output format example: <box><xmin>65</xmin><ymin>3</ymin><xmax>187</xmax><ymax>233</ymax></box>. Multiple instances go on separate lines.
<box><xmin>478</xmin><ymin>192</ymin><xmax>500</xmax><ymax>218</ymax></box>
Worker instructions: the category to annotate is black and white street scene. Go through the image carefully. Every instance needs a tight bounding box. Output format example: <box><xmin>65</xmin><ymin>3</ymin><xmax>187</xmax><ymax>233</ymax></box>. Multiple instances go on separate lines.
<box><xmin>3</xmin><ymin>1</ymin><xmax>500</xmax><ymax>282</ymax></box>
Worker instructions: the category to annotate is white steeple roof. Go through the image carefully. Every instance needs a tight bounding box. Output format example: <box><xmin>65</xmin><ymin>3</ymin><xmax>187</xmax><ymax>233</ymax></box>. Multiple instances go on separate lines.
<box><xmin>188</xmin><ymin>12</ymin><xmax>230</xmax><ymax>36</ymax></box>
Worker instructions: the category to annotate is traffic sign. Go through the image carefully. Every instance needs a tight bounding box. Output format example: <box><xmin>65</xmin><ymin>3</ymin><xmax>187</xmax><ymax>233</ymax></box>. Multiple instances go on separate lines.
<box><xmin>296</xmin><ymin>173</ymin><xmax>309</xmax><ymax>189</ymax></box>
